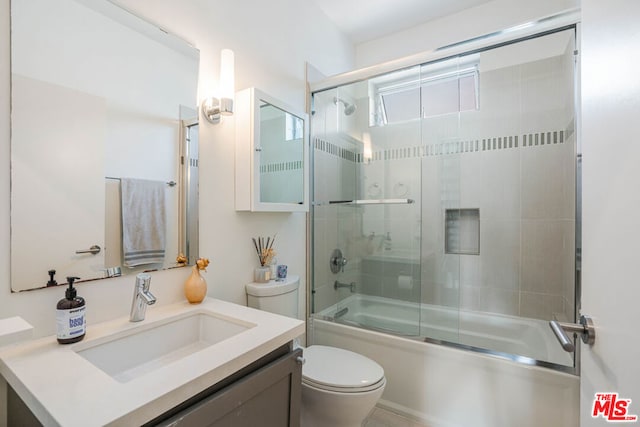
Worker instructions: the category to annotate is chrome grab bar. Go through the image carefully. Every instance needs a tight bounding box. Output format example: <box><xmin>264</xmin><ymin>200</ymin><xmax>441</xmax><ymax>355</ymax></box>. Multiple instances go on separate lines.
<box><xmin>549</xmin><ymin>315</ymin><xmax>595</xmax><ymax>352</ymax></box>
<box><xmin>75</xmin><ymin>245</ymin><xmax>101</xmax><ymax>255</ymax></box>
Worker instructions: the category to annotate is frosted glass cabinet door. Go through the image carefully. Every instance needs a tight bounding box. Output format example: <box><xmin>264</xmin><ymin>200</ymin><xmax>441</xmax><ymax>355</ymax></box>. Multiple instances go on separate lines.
<box><xmin>235</xmin><ymin>87</ymin><xmax>309</xmax><ymax>212</ymax></box>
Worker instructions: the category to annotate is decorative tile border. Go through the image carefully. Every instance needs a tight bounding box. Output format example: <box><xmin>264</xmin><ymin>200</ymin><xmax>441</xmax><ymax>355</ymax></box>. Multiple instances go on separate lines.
<box><xmin>314</xmin><ymin>127</ymin><xmax>573</xmax><ymax>164</ymax></box>
<box><xmin>260</xmin><ymin>160</ymin><xmax>304</xmax><ymax>174</ymax></box>
<box><xmin>313</xmin><ymin>138</ymin><xmax>357</xmax><ymax>162</ymax></box>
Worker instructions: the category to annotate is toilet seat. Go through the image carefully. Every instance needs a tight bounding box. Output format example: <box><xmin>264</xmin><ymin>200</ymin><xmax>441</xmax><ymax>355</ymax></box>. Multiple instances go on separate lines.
<box><xmin>302</xmin><ymin>345</ymin><xmax>385</xmax><ymax>393</ymax></box>
<box><xmin>303</xmin><ymin>375</ymin><xmax>386</xmax><ymax>393</ymax></box>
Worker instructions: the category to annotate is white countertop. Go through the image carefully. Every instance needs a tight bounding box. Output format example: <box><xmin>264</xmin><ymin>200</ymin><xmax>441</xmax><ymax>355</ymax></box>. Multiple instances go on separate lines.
<box><xmin>0</xmin><ymin>298</ymin><xmax>305</xmax><ymax>426</ymax></box>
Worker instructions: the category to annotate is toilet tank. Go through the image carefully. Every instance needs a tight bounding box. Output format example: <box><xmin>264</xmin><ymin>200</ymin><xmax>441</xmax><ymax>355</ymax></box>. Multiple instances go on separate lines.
<box><xmin>245</xmin><ymin>275</ymin><xmax>299</xmax><ymax>318</ymax></box>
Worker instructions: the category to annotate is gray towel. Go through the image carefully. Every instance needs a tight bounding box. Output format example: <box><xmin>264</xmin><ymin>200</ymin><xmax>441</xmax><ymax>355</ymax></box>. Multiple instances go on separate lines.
<box><xmin>120</xmin><ymin>178</ymin><xmax>166</xmax><ymax>267</ymax></box>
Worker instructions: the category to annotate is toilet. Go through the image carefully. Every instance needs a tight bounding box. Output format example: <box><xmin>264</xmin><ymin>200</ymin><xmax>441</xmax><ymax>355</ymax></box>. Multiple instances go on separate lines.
<box><xmin>246</xmin><ymin>276</ymin><xmax>386</xmax><ymax>427</ymax></box>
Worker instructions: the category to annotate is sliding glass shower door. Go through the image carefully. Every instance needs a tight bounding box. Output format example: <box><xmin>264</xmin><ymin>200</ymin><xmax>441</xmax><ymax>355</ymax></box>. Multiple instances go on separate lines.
<box><xmin>311</xmin><ymin>26</ymin><xmax>578</xmax><ymax>370</ymax></box>
<box><xmin>311</xmin><ymin>75</ymin><xmax>424</xmax><ymax>337</ymax></box>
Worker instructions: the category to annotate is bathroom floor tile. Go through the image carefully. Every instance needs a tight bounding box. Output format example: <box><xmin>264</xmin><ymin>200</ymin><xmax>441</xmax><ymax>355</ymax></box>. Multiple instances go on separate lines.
<box><xmin>363</xmin><ymin>407</ymin><xmax>429</xmax><ymax>427</ymax></box>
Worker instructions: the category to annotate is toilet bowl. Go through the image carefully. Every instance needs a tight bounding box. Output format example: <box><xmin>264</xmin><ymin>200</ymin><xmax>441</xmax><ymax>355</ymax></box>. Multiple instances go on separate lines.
<box><xmin>300</xmin><ymin>345</ymin><xmax>386</xmax><ymax>427</ymax></box>
<box><xmin>245</xmin><ymin>277</ymin><xmax>386</xmax><ymax>427</ymax></box>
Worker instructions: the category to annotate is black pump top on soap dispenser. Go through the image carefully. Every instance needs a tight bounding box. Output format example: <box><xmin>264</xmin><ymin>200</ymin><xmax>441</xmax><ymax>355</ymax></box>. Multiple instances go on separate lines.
<box><xmin>64</xmin><ymin>276</ymin><xmax>80</xmax><ymax>300</ymax></box>
<box><xmin>57</xmin><ymin>277</ymin><xmax>84</xmax><ymax>310</ymax></box>
<box><xmin>47</xmin><ymin>269</ymin><xmax>58</xmax><ymax>287</ymax></box>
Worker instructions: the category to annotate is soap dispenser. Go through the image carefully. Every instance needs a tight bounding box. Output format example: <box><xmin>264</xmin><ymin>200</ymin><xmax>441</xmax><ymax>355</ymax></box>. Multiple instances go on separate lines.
<box><xmin>56</xmin><ymin>276</ymin><xmax>86</xmax><ymax>344</ymax></box>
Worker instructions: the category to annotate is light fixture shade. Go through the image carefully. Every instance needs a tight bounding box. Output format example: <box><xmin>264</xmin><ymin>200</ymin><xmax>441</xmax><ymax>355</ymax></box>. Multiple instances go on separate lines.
<box><xmin>219</xmin><ymin>49</ymin><xmax>234</xmax><ymax>115</ymax></box>
<box><xmin>201</xmin><ymin>49</ymin><xmax>235</xmax><ymax>124</ymax></box>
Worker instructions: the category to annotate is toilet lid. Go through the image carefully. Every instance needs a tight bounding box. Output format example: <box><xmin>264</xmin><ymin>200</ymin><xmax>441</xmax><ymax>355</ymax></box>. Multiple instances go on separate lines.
<box><xmin>245</xmin><ymin>276</ymin><xmax>299</xmax><ymax>297</ymax></box>
<box><xmin>302</xmin><ymin>345</ymin><xmax>385</xmax><ymax>391</ymax></box>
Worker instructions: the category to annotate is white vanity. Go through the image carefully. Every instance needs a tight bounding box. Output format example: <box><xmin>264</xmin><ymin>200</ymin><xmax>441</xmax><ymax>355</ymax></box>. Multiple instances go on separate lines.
<box><xmin>0</xmin><ymin>298</ymin><xmax>304</xmax><ymax>426</ymax></box>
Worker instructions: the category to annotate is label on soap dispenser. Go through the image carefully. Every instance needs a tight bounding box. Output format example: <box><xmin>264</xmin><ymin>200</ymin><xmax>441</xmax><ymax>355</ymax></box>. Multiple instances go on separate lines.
<box><xmin>56</xmin><ymin>306</ymin><xmax>86</xmax><ymax>339</ymax></box>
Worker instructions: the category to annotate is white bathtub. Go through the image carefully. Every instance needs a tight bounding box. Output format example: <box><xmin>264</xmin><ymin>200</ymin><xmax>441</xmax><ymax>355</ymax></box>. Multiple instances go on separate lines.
<box><xmin>312</xmin><ymin>294</ymin><xmax>579</xmax><ymax>427</ymax></box>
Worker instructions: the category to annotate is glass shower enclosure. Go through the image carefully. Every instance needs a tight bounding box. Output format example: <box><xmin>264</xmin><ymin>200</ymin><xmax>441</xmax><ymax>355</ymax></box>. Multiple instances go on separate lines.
<box><xmin>310</xmin><ymin>27</ymin><xmax>578</xmax><ymax>370</ymax></box>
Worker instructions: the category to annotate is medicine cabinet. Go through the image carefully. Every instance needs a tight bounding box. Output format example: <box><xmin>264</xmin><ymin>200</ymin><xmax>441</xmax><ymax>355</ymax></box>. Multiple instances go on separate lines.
<box><xmin>235</xmin><ymin>88</ymin><xmax>309</xmax><ymax>212</ymax></box>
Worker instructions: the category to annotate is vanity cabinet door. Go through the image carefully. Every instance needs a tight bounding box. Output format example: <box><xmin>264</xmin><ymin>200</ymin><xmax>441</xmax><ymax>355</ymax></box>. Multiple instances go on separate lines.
<box><xmin>157</xmin><ymin>347</ymin><xmax>302</xmax><ymax>427</ymax></box>
<box><xmin>7</xmin><ymin>385</ymin><xmax>43</xmax><ymax>427</ymax></box>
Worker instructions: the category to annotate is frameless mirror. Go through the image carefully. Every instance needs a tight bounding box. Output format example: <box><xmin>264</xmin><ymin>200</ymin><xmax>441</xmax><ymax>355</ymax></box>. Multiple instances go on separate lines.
<box><xmin>10</xmin><ymin>0</ymin><xmax>200</xmax><ymax>291</ymax></box>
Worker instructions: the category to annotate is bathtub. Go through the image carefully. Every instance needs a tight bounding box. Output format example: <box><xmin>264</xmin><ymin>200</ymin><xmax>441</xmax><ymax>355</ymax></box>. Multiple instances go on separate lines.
<box><xmin>311</xmin><ymin>294</ymin><xmax>579</xmax><ymax>427</ymax></box>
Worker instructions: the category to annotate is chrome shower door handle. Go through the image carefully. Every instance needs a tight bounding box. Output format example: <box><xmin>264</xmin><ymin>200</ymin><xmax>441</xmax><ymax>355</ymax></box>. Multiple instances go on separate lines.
<box><xmin>549</xmin><ymin>315</ymin><xmax>595</xmax><ymax>353</ymax></box>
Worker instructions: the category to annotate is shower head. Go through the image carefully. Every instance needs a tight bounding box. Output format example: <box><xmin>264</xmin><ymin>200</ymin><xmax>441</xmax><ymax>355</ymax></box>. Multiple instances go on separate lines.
<box><xmin>334</xmin><ymin>96</ymin><xmax>356</xmax><ymax>116</ymax></box>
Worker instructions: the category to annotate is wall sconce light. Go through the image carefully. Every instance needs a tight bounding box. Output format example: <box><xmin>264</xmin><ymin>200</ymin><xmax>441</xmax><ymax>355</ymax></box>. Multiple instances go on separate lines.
<box><xmin>201</xmin><ymin>49</ymin><xmax>235</xmax><ymax>124</ymax></box>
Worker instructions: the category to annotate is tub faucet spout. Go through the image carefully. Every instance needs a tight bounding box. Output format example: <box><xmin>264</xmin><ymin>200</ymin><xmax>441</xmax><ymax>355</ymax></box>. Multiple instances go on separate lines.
<box><xmin>334</xmin><ymin>280</ymin><xmax>356</xmax><ymax>293</ymax></box>
<box><xmin>130</xmin><ymin>273</ymin><xmax>156</xmax><ymax>322</ymax></box>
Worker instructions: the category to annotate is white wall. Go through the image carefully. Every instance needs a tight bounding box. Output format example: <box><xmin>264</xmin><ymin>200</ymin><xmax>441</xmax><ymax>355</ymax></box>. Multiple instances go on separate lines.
<box><xmin>355</xmin><ymin>0</ymin><xmax>579</xmax><ymax>68</ymax></box>
<box><xmin>580</xmin><ymin>0</ymin><xmax>640</xmax><ymax>424</ymax></box>
<box><xmin>0</xmin><ymin>0</ymin><xmax>353</xmax><ymax>337</ymax></box>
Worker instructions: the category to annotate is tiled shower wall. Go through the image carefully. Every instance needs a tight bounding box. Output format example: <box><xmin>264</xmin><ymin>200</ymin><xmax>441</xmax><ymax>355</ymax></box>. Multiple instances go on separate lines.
<box><xmin>420</xmin><ymin>129</ymin><xmax>576</xmax><ymax>322</ymax></box>
<box><xmin>312</xmin><ymin>32</ymin><xmax>576</xmax><ymax>323</ymax></box>
<box><xmin>418</xmin><ymin>43</ymin><xmax>577</xmax><ymax>323</ymax></box>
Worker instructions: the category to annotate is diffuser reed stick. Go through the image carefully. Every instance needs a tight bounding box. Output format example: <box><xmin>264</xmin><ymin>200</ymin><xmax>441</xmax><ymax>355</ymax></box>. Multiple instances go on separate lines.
<box><xmin>252</xmin><ymin>235</ymin><xmax>276</xmax><ymax>266</ymax></box>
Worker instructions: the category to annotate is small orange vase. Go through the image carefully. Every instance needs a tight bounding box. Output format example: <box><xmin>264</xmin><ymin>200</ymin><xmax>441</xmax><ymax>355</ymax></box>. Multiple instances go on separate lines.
<box><xmin>184</xmin><ymin>265</ymin><xmax>207</xmax><ymax>304</ymax></box>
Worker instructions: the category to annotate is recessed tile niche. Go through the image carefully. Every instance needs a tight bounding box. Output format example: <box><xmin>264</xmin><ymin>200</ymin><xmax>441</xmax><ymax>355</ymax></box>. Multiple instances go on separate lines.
<box><xmin>445</xmin><ymin>209</ymin><xmax>480</xmax><ymax>255</ymax></box>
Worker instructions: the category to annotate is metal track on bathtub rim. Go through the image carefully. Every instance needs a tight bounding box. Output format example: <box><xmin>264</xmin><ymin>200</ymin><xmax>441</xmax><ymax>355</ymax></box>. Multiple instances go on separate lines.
<box><xmin>421</xmin><ymin>336</ymin><xmax>577</xmax><ymax>375</ymax></box>
<box><xmin>317</xmin><ymin>316</ymin><xmax>578</xmax><ymax>376</ymax></box>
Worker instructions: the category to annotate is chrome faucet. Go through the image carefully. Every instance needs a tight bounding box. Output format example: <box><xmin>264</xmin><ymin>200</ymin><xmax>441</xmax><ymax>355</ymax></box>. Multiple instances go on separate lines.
<box><xmin>334</xmin><ymin>280</ymin><xmax>356</xmax><ymax>293</ymax></box>
<box><xmin>130</xmin><ymin>273</ymin><xmax>156</xmax><ymax>322</ymax></box>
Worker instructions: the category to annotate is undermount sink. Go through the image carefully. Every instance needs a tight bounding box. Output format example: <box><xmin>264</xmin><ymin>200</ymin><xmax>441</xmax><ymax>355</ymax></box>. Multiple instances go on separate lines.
<box><xmin>76</xmin><ymin>312</ymin><xmax>255</xmax><ymax>382</ymax></box>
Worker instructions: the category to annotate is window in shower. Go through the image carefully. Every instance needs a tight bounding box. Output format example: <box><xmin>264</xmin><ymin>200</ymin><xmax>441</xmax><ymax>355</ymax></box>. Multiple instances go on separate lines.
<box><xmin>370</xmin><ymin>57</ymin><xmax>479</xmax><ymax>126</ymax></box>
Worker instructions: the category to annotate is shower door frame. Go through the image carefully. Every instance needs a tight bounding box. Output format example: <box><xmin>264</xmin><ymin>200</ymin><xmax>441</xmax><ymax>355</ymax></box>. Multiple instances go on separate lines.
<box><xmin>307</xmin><ymin>9</ymin><xmax>582</xmax><ymax>375</ymax></box>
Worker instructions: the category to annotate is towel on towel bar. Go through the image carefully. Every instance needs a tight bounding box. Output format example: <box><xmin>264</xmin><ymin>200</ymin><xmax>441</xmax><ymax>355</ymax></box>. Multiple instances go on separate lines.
<box><xmin>120</xmin><ymin>178</ymin><xmax>166</xmax><ymax>267</ymax></box>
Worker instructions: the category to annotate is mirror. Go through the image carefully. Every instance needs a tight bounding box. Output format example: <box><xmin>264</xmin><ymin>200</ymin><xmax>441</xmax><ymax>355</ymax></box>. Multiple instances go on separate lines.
<box><xmin>235</xmin><ymin>88</ymin><xmax>309</xmax><ymax>212</ymax></box>
<box><xmin>10</xmin><ymin>0</ymin><xmax>200</xmax><ymax>291</ymax></box>
<box><xmin>259</xmin><ymin>102</ymin><xmax>305</xmax><ymax>204</ymax></box>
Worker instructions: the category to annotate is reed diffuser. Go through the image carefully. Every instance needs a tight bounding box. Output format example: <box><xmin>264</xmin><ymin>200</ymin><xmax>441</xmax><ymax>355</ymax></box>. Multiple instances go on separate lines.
<box><xmin>252</xmin><ymin>235</ymin><xmax>276</xmax><ymax>282</ymax></box>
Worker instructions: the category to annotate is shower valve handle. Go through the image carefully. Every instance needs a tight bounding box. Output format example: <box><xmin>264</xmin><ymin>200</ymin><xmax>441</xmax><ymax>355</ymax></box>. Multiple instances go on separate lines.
<box><xmin>332</xmin><ymin>256</ymin><xmax>347</xmax><ymax>272</ymax></box>
<box><xmin>330</xmin><ymin>248</ymin><xmax>348</xmax><ymax>274</ymax></box>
